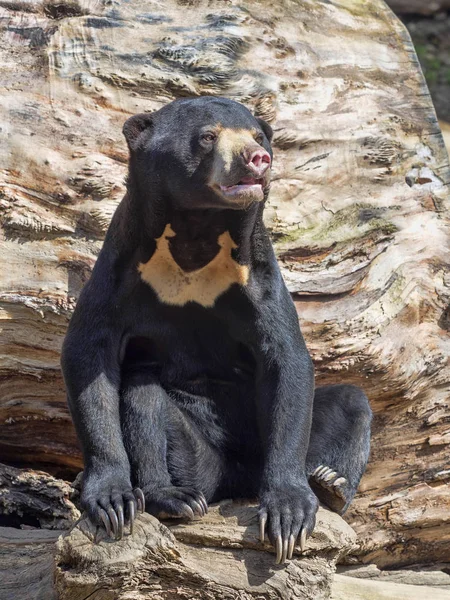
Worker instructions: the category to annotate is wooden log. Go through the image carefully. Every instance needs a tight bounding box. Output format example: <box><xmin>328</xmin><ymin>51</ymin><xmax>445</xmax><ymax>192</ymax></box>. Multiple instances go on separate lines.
<box><xmin>0</xmin><ymin>465</ymin><xmax>357</xmax><ymax>600</ymax></box>
<box><xmin>54</xmin><ymin>502</ymin><xmax>357</xmax><ymax>600</ymax></box>
<box><xmin>0</xmin><ymin>0</ymin><xmax>449</xmax><ymax>567</ymax></box>
<box><xmin>0</xmin><ymin>462</ymin><xmax>80</xmax><ymax>529</ymax></box>
<box><xmin>337</xmin><ymin>563</ymin><xmax>450</xmax><ymax>588</ymax></box>
<box><xmin>0</xmin><ymin>527</ymin><xmax>60</xmax><ymax>600</ymax></box>
<box><xmin>331</xmin><ymin>574</ymin><xmax>450</xmax><ymax>600</ymax></box>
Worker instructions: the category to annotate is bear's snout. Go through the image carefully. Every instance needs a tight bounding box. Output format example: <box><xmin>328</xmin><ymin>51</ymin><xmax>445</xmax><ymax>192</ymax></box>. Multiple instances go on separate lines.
<box><xmin>243</xmin><ymin>148</ymin><xmax>271</xmax><ymax>178</ymax></box>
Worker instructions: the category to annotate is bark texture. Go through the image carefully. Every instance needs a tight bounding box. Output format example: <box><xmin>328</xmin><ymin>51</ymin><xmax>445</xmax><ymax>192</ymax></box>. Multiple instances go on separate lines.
<box><xmin>0</xmin><ymin>0</ymin><xmax>449</xmax><ymax>568</ymax></box>
<box><xmin>0</xmin><ymin>462</ymin><xmax>80</xmax><ymax>529</ymax></box>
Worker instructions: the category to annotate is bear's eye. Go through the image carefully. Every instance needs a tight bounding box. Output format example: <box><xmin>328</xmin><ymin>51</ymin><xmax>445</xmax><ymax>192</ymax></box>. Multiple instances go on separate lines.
<box><xmin>255</xmin><ymin>132</ymin><xmax>264</xmax><ymax>145</ymax></box>
<box><xmin>200</xmin><ymin>132</ymin><xmax>217</xmax><ymax>144</ymax></box>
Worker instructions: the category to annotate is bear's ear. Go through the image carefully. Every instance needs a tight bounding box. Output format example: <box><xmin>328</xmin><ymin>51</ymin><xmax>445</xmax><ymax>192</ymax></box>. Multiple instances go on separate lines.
<box><xmin>122</xmin><ymin>112</ymin><xmax>154</xmax><ymax>152</ymax></box>
<box><xmin>255</xmin><ymin>117</ymin><xmax>273</xmax><ymax>143</ymax></box>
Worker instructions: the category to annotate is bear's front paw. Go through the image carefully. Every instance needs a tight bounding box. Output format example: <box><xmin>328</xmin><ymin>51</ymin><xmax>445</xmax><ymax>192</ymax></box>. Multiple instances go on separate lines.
<box><xmin>82</xmin><ymin>468</ymin><xmax>145</xmax><ymax>540</ymax></box>
<box><xmin>259</xmin><ymin>482</ymin><xmax>318</xmax><ymax>564</ymax></box>
<box><xmin>143</xmin><ymin>485</ymin><xmax>208</xmax><ymax>520</ymax></box>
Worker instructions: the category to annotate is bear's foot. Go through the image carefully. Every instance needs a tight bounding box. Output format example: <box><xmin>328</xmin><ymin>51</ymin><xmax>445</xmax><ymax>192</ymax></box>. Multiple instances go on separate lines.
<box><xmin>309</xmin><ymin>465</ymin><xmax>351</xmax><ymax>515</ymax></box>
<box><xmin>144</xmin><ymin>486</ymin><xmax>208</xmax><ymax>520</ymax></box>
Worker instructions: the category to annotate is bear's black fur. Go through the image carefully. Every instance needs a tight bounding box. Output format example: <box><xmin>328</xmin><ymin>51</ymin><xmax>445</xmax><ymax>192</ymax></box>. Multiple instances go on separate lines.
<box><xmin>61</xmin><ymin>97</ymin><xmax>372</xmax><ymax>564</ymax></box>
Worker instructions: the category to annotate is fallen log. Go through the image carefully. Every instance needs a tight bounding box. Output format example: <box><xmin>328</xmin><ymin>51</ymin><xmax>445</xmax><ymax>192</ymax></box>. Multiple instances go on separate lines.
<box><xmin>0</xmin><ymin>462</ymin><xmax>80</xmax><ymax>529</ymax></box>
<box><xmin>0</xmin><ymin>526</ymin><xmax>59</xmax><ymax>600</ymax></box>
<box><xmin>54</xmin><ymin>503</ymin><xmax>356</xmax><ymax>600</ymax></box>
<box><xmin>331</xmin><ymin>574</ymin><xmax>450</xmax><ymax>600</ymax></box>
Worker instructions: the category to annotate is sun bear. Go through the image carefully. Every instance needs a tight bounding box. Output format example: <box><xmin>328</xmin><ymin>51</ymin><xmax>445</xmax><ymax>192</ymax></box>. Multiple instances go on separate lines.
<box><xmin>61</xmin><ymin>97</ymin><xmax>372</xmax><ymax>564</ymax></box>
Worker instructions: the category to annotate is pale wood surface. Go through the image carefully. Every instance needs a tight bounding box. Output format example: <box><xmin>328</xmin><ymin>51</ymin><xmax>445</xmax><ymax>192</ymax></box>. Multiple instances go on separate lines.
<box><xmin>54</xmin><ymin>503</ymin><xmax>356</xmax><ymax>600</ymax></box>
<box><xmin>331</xmin><ymin>574</ymin><xmax>450</xmax><ymax>600</ymax></box>
<box><xmin>0</xmin><ymin>0</ymin><xmax>449</xmax><ymax>567</ymax></box>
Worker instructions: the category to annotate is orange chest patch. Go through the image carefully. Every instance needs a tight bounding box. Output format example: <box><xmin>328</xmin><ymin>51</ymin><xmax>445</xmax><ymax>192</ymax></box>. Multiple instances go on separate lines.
<box><xmin>138</xmin><ymin>224</ymin><xmax>249</xmax><ymax>307</ymax></box>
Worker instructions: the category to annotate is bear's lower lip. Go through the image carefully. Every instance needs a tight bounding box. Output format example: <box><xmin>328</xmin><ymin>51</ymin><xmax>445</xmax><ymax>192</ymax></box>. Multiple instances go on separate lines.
<box><xmin>219</xmin><ymin>178</ymin><xmax>264</xmax><ymax>201</ymax></box>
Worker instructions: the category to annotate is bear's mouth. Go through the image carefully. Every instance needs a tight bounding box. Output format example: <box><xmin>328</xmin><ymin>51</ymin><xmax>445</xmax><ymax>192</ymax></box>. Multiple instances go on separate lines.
<box><xmin>219</xmin><ymin>176</ymin><xmax>265</xmax><ymax>200</ymax></box>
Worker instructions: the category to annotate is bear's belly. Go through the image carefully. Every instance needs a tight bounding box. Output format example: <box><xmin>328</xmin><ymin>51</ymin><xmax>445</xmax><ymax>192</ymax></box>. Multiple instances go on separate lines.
<box><xmin>121</xmin><ymin>322</ymin><xmax>258</xmax><ymax>453</ymax></box>
<box><xmin>122</xmin><ymin>329</ymin><xmax>255</xmax><ymax>391</ymax></box>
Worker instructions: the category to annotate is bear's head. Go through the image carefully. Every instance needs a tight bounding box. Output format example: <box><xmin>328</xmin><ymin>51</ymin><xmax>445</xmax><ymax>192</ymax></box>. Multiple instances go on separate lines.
<box><xmin>123</xmin><ymin>97</ymin><xmax>273</xmax><ymax>211</ymax></box>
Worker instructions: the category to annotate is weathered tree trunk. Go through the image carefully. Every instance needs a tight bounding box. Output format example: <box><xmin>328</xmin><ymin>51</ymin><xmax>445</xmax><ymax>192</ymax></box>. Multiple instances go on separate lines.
<box><xmin>54</xmin><ymin>504</ymin><xmax>356</xmax><ymax>600</ymax></box>
<box><xmin>0</xmin><ymin>463</ymin><xmax>358</xmax><ymax>600</ymax></box>
<box><xmin>0</xmin><ymin>0</ymin><xmax>449</xmax><ymax>570</ymax></box>
<box><xmin>0</xmin><ymin>462</ymin><xmax>80</xmax><ymax>529</ymax></box>
<box><xmin>0</xmin><ymin>526</ymin><xmax>60</xmax><ymax>600</ymax></box>
<box><xmin>331</xmin><ymin>574</ymin><xmax>450</xmax><ymax>600</ymax></box>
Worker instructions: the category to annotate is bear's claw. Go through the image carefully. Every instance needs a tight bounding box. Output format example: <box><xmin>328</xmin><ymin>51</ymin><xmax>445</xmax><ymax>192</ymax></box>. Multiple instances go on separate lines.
<box><xmin>96</xmin><ymin>487</ymin><xmax>144</xmax><ymax>540</ymax></box>
<box><xmin>127</xmin><ymin>500</ymin><xmax>135</xmax><ymax>534</ymax></box>
<box><xmin>313</xmin><ymin>465</ymin><xmax>347</xmax><ymax>488</ymax></box>
<box><xmin>99</xmin><ymin>508</ymin><xmax>111</xmax><ymax>537</ymax></box>
<box><xmin>310</xmin><ymin>465</ymin><xmax>349</xmax><ymax>514</ymax></box>
<box><xmin>135</xmin><ymin>488</ymin><xmax>146</xmax><ymax>514</ymax></box>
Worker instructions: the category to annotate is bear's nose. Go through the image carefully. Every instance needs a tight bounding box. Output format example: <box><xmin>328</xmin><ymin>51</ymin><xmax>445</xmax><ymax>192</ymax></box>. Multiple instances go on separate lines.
<box><xmin>243</xmin><ymin>148</ymin><xmax>271</xmax><ymax>176</ymax></box>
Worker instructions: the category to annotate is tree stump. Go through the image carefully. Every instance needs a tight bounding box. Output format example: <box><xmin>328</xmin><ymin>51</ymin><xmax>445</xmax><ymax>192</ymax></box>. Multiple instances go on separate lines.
<box><xmin>54</xmin><ymin>503</ymin><xmax>356</xmax><ymax>600</ymax></box>
<box><xmin>0</xmin><ymin>0</ymin><xmax>449</xmax><ymax>568</ymax></box>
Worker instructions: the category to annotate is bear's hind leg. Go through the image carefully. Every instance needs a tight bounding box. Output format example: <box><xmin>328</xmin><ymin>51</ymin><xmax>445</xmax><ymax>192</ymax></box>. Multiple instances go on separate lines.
<box><xmin>306</xmin><ymin>384</ymin><xmax>372</xmax><ymax>515</ymax></box>
<box><xmin>120</xmin><ymin>370</ymin><xmax>221</xmax><ymax>520</ymax></box>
